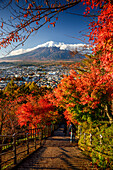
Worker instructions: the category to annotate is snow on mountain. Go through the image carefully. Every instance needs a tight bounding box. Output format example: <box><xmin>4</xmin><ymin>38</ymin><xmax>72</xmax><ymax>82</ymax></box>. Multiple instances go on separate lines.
<box><xmin>10</xmin><ymin>41</ymin><xmax>90</xmax><ymax>56</ymax></box>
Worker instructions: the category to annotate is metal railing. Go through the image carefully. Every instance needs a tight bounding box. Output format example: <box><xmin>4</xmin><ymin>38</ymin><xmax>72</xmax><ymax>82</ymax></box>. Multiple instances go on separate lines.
<box><xmin>0</xmin><ymin>124</ymin><xmax>59</xmax><ymax>170</ymax></box>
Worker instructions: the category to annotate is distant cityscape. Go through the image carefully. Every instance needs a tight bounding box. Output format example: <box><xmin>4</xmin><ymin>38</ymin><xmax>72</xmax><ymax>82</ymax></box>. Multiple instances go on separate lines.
<box><xmin>0</xmin><ymin>64</ymin><xmax>71</xmax><ymax>89</ymax></box>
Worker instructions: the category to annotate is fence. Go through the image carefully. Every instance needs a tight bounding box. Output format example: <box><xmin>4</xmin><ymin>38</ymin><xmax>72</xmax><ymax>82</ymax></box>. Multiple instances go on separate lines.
<box><xmin>78</xmin><ymin>125</ymin><xmax>113</xmax><ymax>168</ymax></box>
<box><xmin>0</xmin><ymin>124</ymin><xmax>58</xmax><ymax>170</ymax></box>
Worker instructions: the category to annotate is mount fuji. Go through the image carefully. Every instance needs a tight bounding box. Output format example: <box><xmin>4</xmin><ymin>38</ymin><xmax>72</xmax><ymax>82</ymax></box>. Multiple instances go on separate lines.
<box><xmin>1</xmin><ymin>41</ymin><xmax>89</xmax><ymax>61</ymax></box>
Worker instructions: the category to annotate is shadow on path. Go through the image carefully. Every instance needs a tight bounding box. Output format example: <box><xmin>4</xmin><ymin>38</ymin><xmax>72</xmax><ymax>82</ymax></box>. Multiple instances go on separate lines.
<box><xmin>15</xmin><ymin>125</ymin><xmax>96</xmax><ymax>170</ymax></box>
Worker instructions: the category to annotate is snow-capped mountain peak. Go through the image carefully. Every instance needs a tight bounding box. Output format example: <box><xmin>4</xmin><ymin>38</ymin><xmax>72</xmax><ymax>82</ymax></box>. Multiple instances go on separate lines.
<box><xmin>9</xmin><ymin>41</ymin><xmax>90</xmax><ymax>56</ymax></box>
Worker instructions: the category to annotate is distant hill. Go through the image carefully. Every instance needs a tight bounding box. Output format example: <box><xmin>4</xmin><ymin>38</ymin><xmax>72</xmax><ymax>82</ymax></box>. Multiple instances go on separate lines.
<box><xmin>1</xmin><ymin>47</ymin><xmax>85</xmax><ymax>61</ymax></box>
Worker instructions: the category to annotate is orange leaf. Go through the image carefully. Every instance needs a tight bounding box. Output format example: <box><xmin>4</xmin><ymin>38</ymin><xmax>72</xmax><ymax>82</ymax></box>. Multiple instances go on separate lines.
<box><xmin>24</xmin><ymin>14</ymin><xmax>28</xmax><ymax>18</ymax></box>
<box><xmin>31</xmin><ymin>28</ymin><xmax>33</xmax><ymax>32</ymax></box>
<box><xmin>45</xmin><ymin>16</ymin><xmax>47</xmax><ymax>22</ymax></box>
<box><xmin>1</xmin><ymin>22</ymin><xmax>3</xmax><ymax>28</ymax></box>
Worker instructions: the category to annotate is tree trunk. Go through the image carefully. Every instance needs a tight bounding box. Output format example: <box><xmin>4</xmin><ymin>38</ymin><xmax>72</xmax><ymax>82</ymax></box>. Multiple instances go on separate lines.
<box><xmin>105</xmin><ymin>105</ymin><xmax>113</xmax><ymax>124</ymax></box>
<box><xmin>112</xmin><ymin>100</ymin><xmax>113</xmax><ymax>117</ymax></box>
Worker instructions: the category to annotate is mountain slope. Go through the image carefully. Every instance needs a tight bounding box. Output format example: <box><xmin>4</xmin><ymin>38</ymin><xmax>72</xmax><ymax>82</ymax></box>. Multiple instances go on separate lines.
<box><xmin>1</xmin><ymin>47</ymin><xmax>85</xmax><ymax>61</ymax></box>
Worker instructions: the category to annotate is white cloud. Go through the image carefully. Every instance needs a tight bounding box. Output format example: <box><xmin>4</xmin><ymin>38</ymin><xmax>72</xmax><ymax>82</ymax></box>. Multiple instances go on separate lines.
<box><xmin>9</xmin><ymin>41</ymin><xmax>90</xmax><ymax>56</ymax></box>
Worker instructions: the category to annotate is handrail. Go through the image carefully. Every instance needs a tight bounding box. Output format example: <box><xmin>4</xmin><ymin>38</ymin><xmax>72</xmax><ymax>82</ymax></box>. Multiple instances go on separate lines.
<box><xmin>77</xmin><ymin>125</ymin><xmax>113</xmax><ymax>168</ymax></box>
<box><xmin>0</xmin><ymin>124</ymin><xmax>59</xmax><ymax>170</ymax></box>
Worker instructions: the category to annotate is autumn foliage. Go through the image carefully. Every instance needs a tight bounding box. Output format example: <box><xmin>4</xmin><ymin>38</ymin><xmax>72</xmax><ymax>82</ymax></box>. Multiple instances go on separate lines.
<box><xmin>0</xmin><ymin>0</ymin><xmax>113</xmax><ymax>133</ymax></box>
<box><xmin>48</xmin><ymin>0</ymin><xmax>113</xmax><ymax>124</ymax></box>
<box><xmin>0</xmin><ymin>2</ymin><xmax>112</xmax><ymax>169</ymax></box>
<box><xmin>0</xmin><ymin>81</ymin><xmax>61</xmax><ymax>135</ymax></box>
<box><xmin>16</xmin><ymin>95</ymin><xmax>59</xmax><ymax>128</ymax></box>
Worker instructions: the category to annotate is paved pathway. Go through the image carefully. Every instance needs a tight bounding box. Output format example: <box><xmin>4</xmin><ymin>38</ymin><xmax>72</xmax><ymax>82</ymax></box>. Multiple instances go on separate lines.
<box><xmin>16</xmin><ymin>125</ymin><xmax>96</xmax><ymax>170</ymax></box>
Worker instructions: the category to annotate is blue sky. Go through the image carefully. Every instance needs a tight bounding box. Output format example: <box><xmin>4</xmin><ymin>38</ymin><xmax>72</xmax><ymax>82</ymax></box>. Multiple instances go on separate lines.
<box><xmin>0</xmin><ymin>2</ymin><xmax>96</xmax><ymax>58</ymax></box>
<box><xmin>26</xmin><ymin>2</ymin><xmax>91</xmax><ymax>46</ymax></box>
